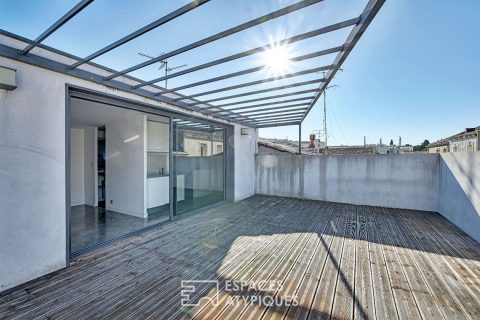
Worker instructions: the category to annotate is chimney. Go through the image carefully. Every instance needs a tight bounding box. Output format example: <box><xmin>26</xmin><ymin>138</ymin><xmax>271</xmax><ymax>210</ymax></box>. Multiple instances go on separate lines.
<box><xmin>309</xmin><ymin>134</ymin><xmax>316</xmax><ymax>150</ymax></box>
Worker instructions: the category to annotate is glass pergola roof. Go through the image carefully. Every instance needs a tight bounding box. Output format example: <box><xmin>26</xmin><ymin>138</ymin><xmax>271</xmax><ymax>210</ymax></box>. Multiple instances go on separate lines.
<box><xmin>0</xmin><ymin>0</ymin><xmax>385</xmax><ymax>128</ymax></box>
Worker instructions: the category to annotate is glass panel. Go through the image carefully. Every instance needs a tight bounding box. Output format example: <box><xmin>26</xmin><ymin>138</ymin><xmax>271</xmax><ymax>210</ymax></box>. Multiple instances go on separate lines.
<box><xmin>146</xmin><ymin>116</ymin><xmax>171</xmax><ymax>222</ymax></box>
<box><xmin>173</xmin><ymin>118</ymin><xmax>225</xmax><ymax>215</ymax></box>
<box><xmin>70</xmin><ymin>98</ymin><xmax>170</xmax><ymax>254</ymax></box>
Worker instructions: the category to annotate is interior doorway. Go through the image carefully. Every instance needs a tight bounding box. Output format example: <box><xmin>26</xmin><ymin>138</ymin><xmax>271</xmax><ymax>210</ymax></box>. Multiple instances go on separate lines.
<box><xmin>67</xmin><ymin>89</ymin><xmax>228</xmax><ymax>257</ymax></box>
<box><xmin>69</xmin><ymin>97</ymin><xmax>171</xmax><ymax>255</ymax></box>
<box><xmin>97</xmin><ymin>127</ymin><xmax>105</xmax><ymax>208</ymax></box>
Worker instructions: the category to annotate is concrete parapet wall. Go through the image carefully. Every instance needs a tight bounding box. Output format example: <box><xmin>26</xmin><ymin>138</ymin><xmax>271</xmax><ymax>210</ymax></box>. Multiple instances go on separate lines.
<box><xmin>255</xmin><ymin>153</ymin><xmax>480</xmax><ymax>243</ymax></box>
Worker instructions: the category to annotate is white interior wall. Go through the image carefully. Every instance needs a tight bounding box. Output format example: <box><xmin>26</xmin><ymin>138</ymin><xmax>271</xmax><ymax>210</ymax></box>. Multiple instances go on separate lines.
<box><xmin>83</xmin><ymin>127</ymin><xmax>97</xmax><ymax>207</ymax></box>
<box><xmin>70</xmin><ymin>128</ymin><xmax>85</xmax><ymax>206</ymax></box>
<box><xmin>234</xmin><ymin>125</ymin><xmax>258</xmax><ymax>202</ymax></box>
<box><xmin>106</xmin><ymin>114</ymin><xmax>147</xmax><ymax>218</ymax></box>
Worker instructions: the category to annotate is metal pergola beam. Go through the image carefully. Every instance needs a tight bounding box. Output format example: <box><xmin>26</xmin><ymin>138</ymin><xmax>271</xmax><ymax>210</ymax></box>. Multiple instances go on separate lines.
<box><xmin>244</xmin><ymin>113</ymin><xmax>305</xmax><ymax>122</ymax></box>
<box><xmin>3</xmin><ymin>0</ymin><xmax>384</xmax><ymax>130</ymax></box>
<box><xmin>212</xmin><ymin>103</ymin><xmax>309</xmax><ymax>115</ymax></box>
<box><xmin>174</xmin><ymin>65</ymin><xmax>332</xmax><ymax>100</ymax></box>
<box><xmin>212</xmin><ymin>97</ymin><xmax>313</xmax><ymax>115</ymax></box>
<box><xmin>104</xmin><ymin>0</ymin><xmax>324</xmax><ymax>81</ymax></box>
<box><xmin>20</xmin><ymin>0</ymin><xmax>95</xmax><ymax>55</ymax></box>
<box><xmin>249</xmin><ymin>118</ymin><xmax>303</xmax><ymax>126</ymax></box>
<box><xmin>249</xmin><ymin>116</ymin><xmax>301</xmax><ymax>124</ymax></box>
<box><xmin>0</xmin><ymin>42</ymin><xmax>259</xmax><ymax>127</ymax></box>
<box><xmin>213</xmin><ymin>89</ymin><xmax>318</xmax><ymax>109</ymax></box>
<box><xmin>241</xmin><ymin>104</ymin><xmax>308</xmax><ymax>114</ymax></box>
<box><xmin>140</xmin><ymin>45</ymin><xmax>342</xmax><ymax>91</ymax></box>
<box><xmin>196</xmin><ymin>78</ymin><xmax>324</xmax><ymax>106</ymax></box>
<box><xmin>249</xmin><ymin>118</ymin><xmax>300</xmax><ymax>127</ymax></box>
<box><xmin>226</xmin><ymin>107</ymin><xmax>308</xmax><ymax>119</ymax></box>
<box><xmin>134</xmin><ymin>17</ymin><xmax>359</xmax><ymax>90</ymax></box>
<box><xmin>68</xmin><ymin>0</ymin><xmax>210</xmax><ymax>70</ymax></box>
<box><xmin>255</xmin><ymin>121</ymin><xmax>300</xmax><ymax>128</ymax></box>
<box><xmin>301</xmin><ymin>0</ymin><xmax>386</xmax><ymax>122</ymax></box>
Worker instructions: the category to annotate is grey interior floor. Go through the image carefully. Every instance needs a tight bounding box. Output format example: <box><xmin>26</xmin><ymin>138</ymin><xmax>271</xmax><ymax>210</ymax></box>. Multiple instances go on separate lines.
<box><xmin>70</xmin><ymin>205</ymin><xmax>169</xmax><ymax>253</ymax></box>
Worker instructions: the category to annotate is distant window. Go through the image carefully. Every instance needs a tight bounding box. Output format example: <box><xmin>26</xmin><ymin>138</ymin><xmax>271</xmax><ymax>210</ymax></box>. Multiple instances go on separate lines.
<box><xmin>467</xmin><ymin>142</ymin><xmax>473</xmax><ymax>152</ymax></box>
<box><xmin>200</xmin><ymin>143</ymin><xmax>208</xmax><ymax>156</ymax></box>
<box><xmin>216</xmin><ymin>145</ymin><xmax>223</xmax><ymax>153</ymax></box>
<box><xmin>436</xmin><ymin>148</ymin><xmax>440</xmax><ymax>153</ymax></box>
<box><xmin>453</xmin><ymin>145</ymin><xmax>458</xmax><ymax>152</ymax></box>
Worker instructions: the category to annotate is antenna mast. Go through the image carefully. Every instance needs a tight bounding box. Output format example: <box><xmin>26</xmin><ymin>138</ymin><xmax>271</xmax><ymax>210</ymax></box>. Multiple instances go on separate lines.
<box><xmin>321</xmin><ymin>69</ymin><xmax>342</xmax><ymax>154</ymax></box>
<box><xmin>138</xmin><ymin>52</ymin><xmax>187</xmax><ymax>89</ymax></box>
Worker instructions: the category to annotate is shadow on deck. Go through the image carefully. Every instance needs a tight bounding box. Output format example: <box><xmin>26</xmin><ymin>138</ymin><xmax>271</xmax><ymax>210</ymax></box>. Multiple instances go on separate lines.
<box><xmin>1</xmin><ymin>195</ymin><xmax>479</xmax><ymax>319</ymax></box>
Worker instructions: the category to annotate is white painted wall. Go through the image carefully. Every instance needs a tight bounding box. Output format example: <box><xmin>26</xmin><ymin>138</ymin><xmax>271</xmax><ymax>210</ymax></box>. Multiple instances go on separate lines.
<box><xmin>83</xmin><ymin>127</ymin><xmax>97</xmax><ymax>207</ymax></box>
<box><xmin>0</xmin><ymin>32</ymin><xmax>256</xmax><ymax>292</ymax></box>
<box><xmin>106</xmin><ymin>114</ymin><xmax>147</xmax><ymax>218</ymax></box>
<box><xmin>255</xmin><ymin>153</ymin><xmax>480</xmax><ymax>244</ymax></box>
<box><xmin>70</xmin><ymin>128</ymin><xmax>85</xmax><ymax>206</ymax></box>
<box><xmin>439</xmin><ymin>152</ymin><xmax>480</xmax><ymax>243</ymax></box>
<box><xmin>0</xmin><ymin>59</ymin><xmax>66</xmax><ymax>292</ymax></box>
<box><xmin>256</xmin><ymin>154</ymin><xmax>440</xmax><ymax>212</ymax></box>
<box><xmin>234</xmin><ymin>125</ymin><xmax>257</xmax><ymax>202</ymax></box>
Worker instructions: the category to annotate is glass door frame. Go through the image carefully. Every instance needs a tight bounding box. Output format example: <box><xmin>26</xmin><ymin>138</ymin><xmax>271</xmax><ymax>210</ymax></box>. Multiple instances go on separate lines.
<box><xmin>66</xmin><ymin>85</ymin><xmax>230</xmax><ymax>260</ymax></box>
<box><xmin>170</xmin><ymin>117</ymin><xmax>227</xmax><ymax>219</ymax></box>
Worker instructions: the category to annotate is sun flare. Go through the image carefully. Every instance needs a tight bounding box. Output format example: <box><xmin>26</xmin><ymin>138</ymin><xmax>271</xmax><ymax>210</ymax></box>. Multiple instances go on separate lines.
<box><xmin>261</xmin><ymin>42</ymin><xmax>291</xmax><ymax>76</ymax></box>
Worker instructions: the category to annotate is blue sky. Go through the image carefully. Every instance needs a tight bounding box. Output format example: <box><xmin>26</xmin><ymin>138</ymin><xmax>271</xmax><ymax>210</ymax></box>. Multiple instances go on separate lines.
<box><xmin>1</xmin><ymin>0</ymin><xmax>479</xmax><ymax>146</ymax></box>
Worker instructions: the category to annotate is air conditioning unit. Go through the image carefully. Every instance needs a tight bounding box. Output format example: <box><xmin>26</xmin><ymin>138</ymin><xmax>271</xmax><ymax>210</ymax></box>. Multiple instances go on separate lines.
<box><xmin>0</xmin><ymin>66</ymin><xmax>16</xmax><ymax>90</ymax></box>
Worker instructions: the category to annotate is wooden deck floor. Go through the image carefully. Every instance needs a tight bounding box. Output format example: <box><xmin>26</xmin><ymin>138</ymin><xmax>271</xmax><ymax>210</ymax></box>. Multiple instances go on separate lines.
<box><xmin>1</xmin><ymin>196</ymin><xmax>480</xmax><ymax>319</ymax></box>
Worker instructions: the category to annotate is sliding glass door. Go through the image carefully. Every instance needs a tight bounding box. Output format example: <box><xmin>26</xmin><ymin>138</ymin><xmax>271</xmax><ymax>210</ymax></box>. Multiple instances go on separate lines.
<box><xmin>173</xmin><ymin>118</ymin><xmax>225</xmax><ymax>215</ymax></box>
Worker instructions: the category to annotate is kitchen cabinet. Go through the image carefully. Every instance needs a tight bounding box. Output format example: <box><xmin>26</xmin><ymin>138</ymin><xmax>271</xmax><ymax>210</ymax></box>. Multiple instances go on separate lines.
<box><xmin>147</xmin><ymin>121</ymin><xmax>169</xmax><ymax>152</ymax></box>
<box><xmin>147</xmin><ymin>175</ymin><xmax>185</xmax><ymax>209</ymax></box>
<box><xmin>147</xmin><ymin>176</ymin><xmax>169</xmax><ymax>209</ymax></box>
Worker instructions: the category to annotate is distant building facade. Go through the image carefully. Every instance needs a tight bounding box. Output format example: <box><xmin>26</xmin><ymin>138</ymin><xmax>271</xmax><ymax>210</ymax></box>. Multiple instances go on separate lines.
<box><xmin>365</xmin><ymin>136</ymin><xmax>414</xmax><ymax>155</ymax></box>
<box><xmin>428</xmin><ymin>127</ymin><xmax>480</xmax><ymax>154</ymax></box>
<box><xmin>257</xmin><ymin>138</ymin><xmax>318</xmax><ymax>155</ymax></box>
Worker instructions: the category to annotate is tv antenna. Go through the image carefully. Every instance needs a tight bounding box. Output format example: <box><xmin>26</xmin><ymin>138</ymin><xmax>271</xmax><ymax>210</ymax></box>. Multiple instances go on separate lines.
<box><xmin>319</xmin><ymin>69</ymin><xmax>343</xmax><ymax>154</ymax></box>
<box><xmin>138</xmin><ymin>52</ymin><xmax>187</xmax><ymax>89</ymax></box>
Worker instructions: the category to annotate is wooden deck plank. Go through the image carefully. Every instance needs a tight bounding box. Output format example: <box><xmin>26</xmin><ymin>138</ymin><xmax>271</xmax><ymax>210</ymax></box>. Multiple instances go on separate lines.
<box><xmin>307</xmin><ymin>203</ymin><xmax>350</xmax><ymax>319</ymax></box>
<box><xmin>330</xmin><ymin>204</ymin><xmax>357</xmax><ymax>320</ymax></box>
<box><xmin>47</xmin><ymin>197</ymin><xmax>306</xmax><ymax>320</ymax></box>
<box><xmin>376</xmin><ymin>207</ymin><xmax>421</xmax><ymax>320</ymax></box>
<box><xmin>0</xmin><ymin>200</ymin><xmax>245</xmax><ymax>316</ymax></box>
<box><xmin>177</xmin><ymin>199</ymin><xmax>319</xmax><ymax>320</ymax></box>
<box><xmin>379</xmin><ymin>208</ymin><xmax>445</xmax><ymax>320</ymax></box>
<box><xmin>204</xmin><ymin>200</ymin><xmax>326</xmax><ymax>320</ymax></box>
<box><xmin>388</xmin><ymin>208</ymin><xmax>470</xmax><ymax>320</ymax></box>
<box><xmin>367</xmin><ymin>207</ymin><xmax>399</xmax><ymax>320</ymax></box>
<box><xmin>0</xmin><ymin>196</ymin><xmax>479</xmax><ymax>320</ymax></box>
<box><xmin>400</xmin><ymin>209</ymin><xmax>480</xmax><ymax>292</ymax></box>
<box><xmin>122</xmin><ymin>198</ymin><xmax>316</xmax><ymax>320</ymax></box>
<box><xmin>353</xmin><ymin>206</ymin><xmax>376</xmax><ymax>320</ymax></box>
<box><xmin>254</xmin><ymin>202</ymin><xmax>336</xmax><ymax>320</ymax></box>
<box><xmin>8</xmin><ymin>214</ymin><xmax>245</xmax><ymax>319</ymax></box>
<box><xmin>17</xmin><ymin>198</ymin><xmax>288</xmax><ymax>320</ymax></box>
<box><xmin>282</xmin><ymin>203</ymin><xmax>342</xmax><ymax>320</ymax></box>
<box><xmin>396</xmin><ymin>209</ymin><xmax>480</xmax><ymax>319</ymax></box>
<box><xmin>1</xmin><ymin>200</ymin><xmax>238</xmax><ymax>302</ymax></box>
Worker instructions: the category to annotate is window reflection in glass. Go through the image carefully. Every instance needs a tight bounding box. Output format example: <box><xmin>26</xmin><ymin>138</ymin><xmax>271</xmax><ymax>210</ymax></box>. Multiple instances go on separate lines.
<box><xmin>173</xmin><ymin>119</ymin><xmax>225</xmax><ymax>215</ymax></box>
